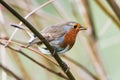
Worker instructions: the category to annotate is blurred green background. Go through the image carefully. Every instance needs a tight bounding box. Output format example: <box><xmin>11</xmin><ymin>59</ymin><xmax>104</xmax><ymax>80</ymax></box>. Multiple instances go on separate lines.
<box><xmin>0</xmin><ymin>0</ymin><xmax>120</xmax><ymax>80</ymax></box>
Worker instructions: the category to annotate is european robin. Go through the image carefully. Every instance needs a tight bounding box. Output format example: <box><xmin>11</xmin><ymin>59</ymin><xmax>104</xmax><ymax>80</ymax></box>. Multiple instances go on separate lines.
<box><xmin>28</xmin><ymin>21</ymin><xmax>86</xmax><ymax>54</ymax></box>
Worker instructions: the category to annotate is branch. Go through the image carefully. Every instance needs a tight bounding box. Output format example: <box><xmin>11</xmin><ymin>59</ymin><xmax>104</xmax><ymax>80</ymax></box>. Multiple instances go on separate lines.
<box><xmin>0</xmin><ymin>0</ymin><xmax>75</xmax><ymax>80</ymax></box>
<box><xmin>0</xmin><ymin>64</ymin><xmax>22</xmax><ymax>80</ymax></box>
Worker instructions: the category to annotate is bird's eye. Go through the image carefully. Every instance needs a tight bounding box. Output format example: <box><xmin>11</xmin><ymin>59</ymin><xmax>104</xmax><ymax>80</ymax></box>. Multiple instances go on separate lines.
<box><xmin>74</xmin><ymin>25</ymin><xmax>77</xmax><ymax>29</ymax></box>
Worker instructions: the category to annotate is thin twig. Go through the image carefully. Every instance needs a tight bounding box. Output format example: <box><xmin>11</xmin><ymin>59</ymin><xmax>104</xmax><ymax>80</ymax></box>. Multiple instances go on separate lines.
<box><xmin>107</xmin><ymin>0</ymin><xmax>120</xmax><ymax>20</ymax></box>
<box><xmin>63</xmin><ymin>55</ymin><xmax>99</xmax><ymax>80</ymax></box>
<box><xmin>0</xmin><ymin>38</ymin><xmax>59</xmax><ymax>67</ymax></box>
<box><xmin>94</xmin><ymin>0</ymin><xmax>120</xmax><ymax>29</ymax></box>
<box><xmin>0</xmin><ymin>42</ymin><xmax>69</xmax><ymax>80</ymax></box>
<box><xmin>79</xmin><ymin>34</ymin><xmax>108</xmax><ymax>80</ymax></box>
<box><xmin>5</xmin><ymin>0</ymin><xmax>56</xmax><ymax>46</ymax></box>
<box><xmin>78</xmin><ymin>0</ymin><xmax>108</xmax><ymax>79</ymax></box>
<box><xmin>98</xmin><ymin>19</ymin><xmax>111</xmax><ymax>37</ymax></box>
<box><xmin>50</xmin><ymin>0</ymin><xmax>70</xmax><ymax>20</ymax></box>
<box><xmin>9</xmin><ymin>49</ymin><xmax>32</xmax><ymax>80</ymax></box>
<box><xmin>70</xmin><ymin>0</ymin><xmax>83</xmax><ymax>23</ymax></box>
<box><xmin>82</xmin><ymin>0</ymin><xmax>97</xmax><ymax>40</ymax></box>
<box><xmin>0</xmin><ymin>39</ymin><xmax>68</xmax><ymax>79</ymax></box>
<box><xmin>0</xmin><ymin>34</ymin><xmax>7</xmax><ymax>80</ymax></box>
<box><xmin>0</xmin><ymin>64</ymin><xmax>22</xmax><ymax>80</ymax></box>
<box><xmin>10</xmin><ymin>4</ymin><xmax>62</xmax><ymax>22</ymax></box>
<box><xmin>0</xmin><ymin>1</ymin><xmax>75</xmax><ymax>80</ymax></box>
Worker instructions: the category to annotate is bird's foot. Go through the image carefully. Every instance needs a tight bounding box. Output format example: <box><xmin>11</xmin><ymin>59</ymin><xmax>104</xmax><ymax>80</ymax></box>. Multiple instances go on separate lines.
<box><xmin>51</xmin><ymin>49</ymin><xmax>56</xmax><ymax>56</ymax></box>
<box><xmin>62</xmin><ymin>61</ymin><xmax>70</xmax><ymax>73</ymax></box>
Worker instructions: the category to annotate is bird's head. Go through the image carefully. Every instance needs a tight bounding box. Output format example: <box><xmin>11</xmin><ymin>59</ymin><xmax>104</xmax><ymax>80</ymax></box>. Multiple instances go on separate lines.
<box><xmin>64</xmin><ymin>21</ymin><xmax>87</xmax><ymax>33</ymax></box>
<box><xmin>61</xmin><ymin>22</ymin><xmax>87</xmax><ymax>49</ymax></box>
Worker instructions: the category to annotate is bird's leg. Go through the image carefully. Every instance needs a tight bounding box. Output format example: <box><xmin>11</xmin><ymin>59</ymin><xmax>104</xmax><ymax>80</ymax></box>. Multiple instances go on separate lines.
<box><xmin>51</xmin><ymin>49</ymin><xmax>70</xmax><ymax>73</ymax></box>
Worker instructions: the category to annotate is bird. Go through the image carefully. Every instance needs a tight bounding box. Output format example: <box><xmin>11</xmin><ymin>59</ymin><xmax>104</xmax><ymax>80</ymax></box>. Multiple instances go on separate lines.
<box><xmin>27</xmin><ymin>21</ymin><xmax>86</xmax><ymax>54</ymax></box>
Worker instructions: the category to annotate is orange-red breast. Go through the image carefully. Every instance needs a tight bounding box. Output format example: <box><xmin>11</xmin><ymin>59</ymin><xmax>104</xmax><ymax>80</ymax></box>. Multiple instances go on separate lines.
<box><xmin>28</xmin><ymin>21</ymin><xmax>86</xmax><ymax>54</ymax></box>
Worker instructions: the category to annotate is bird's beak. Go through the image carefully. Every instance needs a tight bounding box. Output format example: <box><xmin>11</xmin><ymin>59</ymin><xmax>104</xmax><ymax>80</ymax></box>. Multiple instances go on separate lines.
<box><xmin>80</xmin><ymin>26</ymin><xmax>87</xmax><ymax>30</ymax></box>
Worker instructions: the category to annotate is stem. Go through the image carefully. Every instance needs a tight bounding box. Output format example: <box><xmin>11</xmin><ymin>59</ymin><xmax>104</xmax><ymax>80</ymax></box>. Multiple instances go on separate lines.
<box><xmin>107</xmin><ymin>0</ymin><xmax>120</xmax><ymax>20</ymax></box>
<box><xmin>0</xmin><ymin>64</ymin><xmax>22</xmax><ymax>80</ymax></box>
<box><xmin>0</xmin><ymin>42</ymin><xmax>69</xmax><ymax>80</ymax></box>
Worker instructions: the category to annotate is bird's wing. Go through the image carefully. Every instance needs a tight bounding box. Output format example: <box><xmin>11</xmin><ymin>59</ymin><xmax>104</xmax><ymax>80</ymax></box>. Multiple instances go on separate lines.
<box><xmin>28</xmin><ymin>24</ymin><xmax>66</xmax><ymax>47</ymax></box>
<box><xmin>40</xmin><ymin>24</ymin><xmax>66</xmax><ymax>41</ymax></box>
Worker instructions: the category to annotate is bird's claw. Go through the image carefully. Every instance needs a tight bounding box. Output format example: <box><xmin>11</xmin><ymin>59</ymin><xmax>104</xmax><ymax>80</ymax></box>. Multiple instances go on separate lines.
<box><xmin>65</xmin><ymin>67</ymin><xmax>70</xmax><ymax>73</ymax></box>
<box><xmin>51</xmin><ymin>49</ymin><xmax>56</xmax><ymax>56</ymax></box>
<box><xmin>62</xmin><ymin>61</ymin><xmax>70</xmax><ymax>73</ymax></box>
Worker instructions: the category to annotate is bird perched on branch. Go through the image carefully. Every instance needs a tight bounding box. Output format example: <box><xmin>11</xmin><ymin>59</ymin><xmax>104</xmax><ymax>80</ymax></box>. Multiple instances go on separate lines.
<box><xmin>28</xmin><ymin>21</ymin><xmax>86</xmax><ymax>54</ymax></box>
<box><xmin>11</xmin><ymin>21</ymin><xmax>86</xmax><ymax>54</ymax></box>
